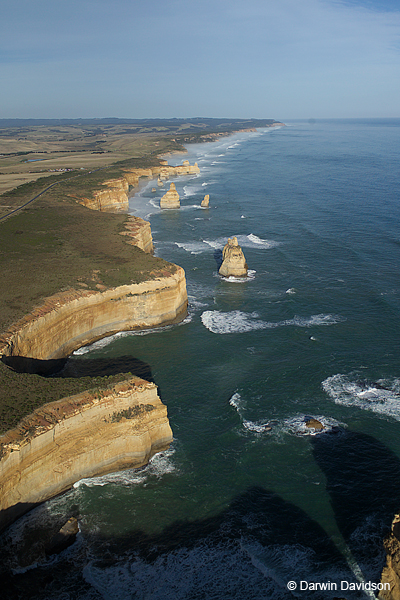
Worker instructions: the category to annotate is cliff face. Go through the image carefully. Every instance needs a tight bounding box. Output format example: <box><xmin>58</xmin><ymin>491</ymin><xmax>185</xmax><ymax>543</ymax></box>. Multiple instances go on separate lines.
<box><xmin>380</xmin><ymin>515</ymin><xmax>400</xmax><ymax>599</ymax></box>
<box><xmin>219</xmin><ymin>237</ymin><xmax>248</xmax><ymax>277</ymax></box>
<box><xmin>76</xmin><ymin>161</ymin><xmax>200</xmax><ymax>214</ymax></box>
<box><xmin>0</xmin><ymin>376</ymin><xmax>172</xmax><ymax>532</ymax></box>
<box><xmin>0</xmin><ymin>266</ymin><xmax>187</xmax><ymax>361</ymax></box>
<box><xmin>120</xmin><ymin>215</ymin><xmax>154</xmax><ymax>253</ymax></box>
<box><xmin>78</xmin><ymin>177</ymin><xmax>130</xmax><ymax>212</ymax></box>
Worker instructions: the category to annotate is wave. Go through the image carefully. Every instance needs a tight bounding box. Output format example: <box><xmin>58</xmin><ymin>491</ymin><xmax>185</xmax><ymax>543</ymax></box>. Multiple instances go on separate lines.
<box><xmin>276</xmin><ymin>414</ymin><xmax>345</xmax><ymax>437</ymax></box>
<box><xmin>246</xmin><ymin>234</ymin><xmax>277</xmax><ymax>247</ymax></box>
<box><xmin>175</xmin><ymin>241</ymin><xmax>207</xmax><ymax>255</ymax></box>
<box><xmin>322</xmin><ymin>373</ymin><xmax>400</xmax><ymax>421</ymax></box>
<box><xmin>201</xmin><ymin>310</ymin><xmax>344</xmax><ymax>335</ymax></box>
<box><xmin>74</xmin><ymin>448</ymin><xmax>177</xmax><ymax>489</ymax></box>
<box><xmin>72</xmin><ymin>317</ymin><xmax>192</xmax><ymax>355</ymax></box>
<box><xmin>229</xmin><ymin>393</ymin><xmax>342</xmax><ymax>438</ymax></box>
<box><xmin>183</xmin><ymin>184</ymin><xmax>203</xmax><ymax>197</ymax></box>
<box><xmin>219</xmin><ymin>269</ymin><xmax>256</xmax><ymax>283</ymax></box>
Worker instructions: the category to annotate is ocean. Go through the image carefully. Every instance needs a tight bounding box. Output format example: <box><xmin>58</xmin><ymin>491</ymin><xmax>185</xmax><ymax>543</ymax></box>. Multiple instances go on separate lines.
<box><xmin>2</xmin><ymin>119</ymin><xmax>400</xmax><ymax>599</ymax></box>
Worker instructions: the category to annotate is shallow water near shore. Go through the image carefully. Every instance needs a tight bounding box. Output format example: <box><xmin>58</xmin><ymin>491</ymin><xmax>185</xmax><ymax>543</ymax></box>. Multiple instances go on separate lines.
<box><xmin>3</xmin><ymin>120</ymin><xmax>400</xmax><ymax>599</ymax></box>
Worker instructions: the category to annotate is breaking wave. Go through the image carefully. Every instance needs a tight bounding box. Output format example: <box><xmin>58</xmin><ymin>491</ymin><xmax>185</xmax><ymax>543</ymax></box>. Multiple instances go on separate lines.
<box><xmin>201</xmin><ymin>310</ymin><xmax>344</xmax><ymax>335</ymax></box>
<box><xmin>322</xmin><ymin>373</ymin><xmax>400</xmax><ymax>421</ymax></box>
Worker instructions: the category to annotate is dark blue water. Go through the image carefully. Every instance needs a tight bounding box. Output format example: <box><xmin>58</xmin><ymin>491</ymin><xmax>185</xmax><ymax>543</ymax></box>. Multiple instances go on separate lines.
<box><xmin>3</xmin><ymin>120</ymin><xmax>400</xmax><ymax>599</ymax></box>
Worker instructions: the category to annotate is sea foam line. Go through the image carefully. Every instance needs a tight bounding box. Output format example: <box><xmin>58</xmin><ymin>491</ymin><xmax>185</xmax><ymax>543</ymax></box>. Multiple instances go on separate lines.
<box><xmin>323</xmin><ymin>373</ymin><xmax>400</xmax><ymax>421</ymax></box>
<box><xmin>201</xmin><ymin>310</ymin><xmax>344</xmax><ymax>335</ymax></box>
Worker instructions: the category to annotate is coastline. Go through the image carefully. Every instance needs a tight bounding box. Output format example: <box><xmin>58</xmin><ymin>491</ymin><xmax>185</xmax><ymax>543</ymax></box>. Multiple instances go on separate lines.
<box><xmin>0</xmin><ymin>124</ymin><xmax>281</xmax><ymax>533</ymax></box>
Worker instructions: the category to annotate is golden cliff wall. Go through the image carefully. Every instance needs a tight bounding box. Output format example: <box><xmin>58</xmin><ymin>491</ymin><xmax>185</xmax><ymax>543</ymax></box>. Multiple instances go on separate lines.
<box><xmin>380</xmin><ymin>515</ymin><xmax>400</xmax><ymax>599</ymax></box>
<box><xmin>0</xmin><ymin>377</ymin><xmax>172</xmax><ymax>532</ymax></box>
<box><xmin>120</xmin><ymin>215</ymin><xmax>154</xmax><ymax>253</ymax></box>
<box><xmin>0</xmin><ymin>266</ymin><xmax>187</xmax><ymax>361</ymax></box>
<box><xmin>76</xmin><ymin>161</ymin><xmax>200</xmax><ymax>214</ymax></box>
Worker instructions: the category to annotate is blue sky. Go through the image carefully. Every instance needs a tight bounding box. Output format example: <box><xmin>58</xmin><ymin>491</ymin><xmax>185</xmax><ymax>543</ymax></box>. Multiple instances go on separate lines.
<box><xmin>1</xmin><ymin>0</ymin><xmax>400</xmax><ymax>119</ymax></box>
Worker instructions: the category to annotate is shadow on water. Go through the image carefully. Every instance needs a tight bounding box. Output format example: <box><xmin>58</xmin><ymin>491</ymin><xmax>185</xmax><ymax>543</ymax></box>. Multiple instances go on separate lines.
<box><xmin>214</xmin><ymin>247</ymin><xmax>223</xmax><ymax>269</ymax></box>
<box><xmin>1</xmin><ymin>486</ymin><xmax>357</xmax><ymax>600</ymax></box>
<box><xmin>311</xmin><ymin>429</ymin><xmax>400</xmax><ymax>580</ymax></box>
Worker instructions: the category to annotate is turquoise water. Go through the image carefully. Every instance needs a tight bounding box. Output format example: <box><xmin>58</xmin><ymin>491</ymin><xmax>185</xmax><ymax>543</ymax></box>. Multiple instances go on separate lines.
<box><xmin>3</xmin><ymin>120</ymin><xmax>400</xmax><ymax>599</ymax></box>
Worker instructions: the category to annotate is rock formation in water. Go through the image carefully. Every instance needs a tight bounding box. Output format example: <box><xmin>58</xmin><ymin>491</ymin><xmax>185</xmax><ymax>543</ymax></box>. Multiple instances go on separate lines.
<box><xmin>119</xmin><ymin>215</ymin><xmax>154</xmax><ymax>253</ymax></box>
<box><xmin>380</xmin><ymin>514</ymin><xmax>400</xmax><ymax>599</ymax></box>
<box><xmin>201</xmin><ymin>194</ymin><xmax>210</xmax><ymax>207</ymax></box>
<box><xmin>160</xmin><ymin>182</ymin><xmax>180</xmax><ymax>209</ymax></box>
<box><xmin>219</xmin><ymin>237</ymin><xmax>248</xmax><ymax>278</ymax></box>
<box><xmin>305</xmin><ymin>418</ymin><xmax>325</xmax><ymax>431</ymax></box>
<box><xmin>0</xmin><ymin>266</ymin><xmax>187</xmax><ymax>361</ymax></box>
<box><xmin>0</xmin><ymin>376</ymin><xmax>173</xmax><ymax>532</ymax></box>
<box><xmin>45</xmin><ymin>517</ymin><xmax>79</xmax><ymax>555</ymax></box>
<box><xmin>73</xmin><ymin>161</ymin><xmax>200</xmax><ymax>213</ymax></box>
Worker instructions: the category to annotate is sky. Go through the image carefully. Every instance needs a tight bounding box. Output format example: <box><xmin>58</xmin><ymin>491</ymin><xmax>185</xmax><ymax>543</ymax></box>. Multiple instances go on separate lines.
<box><xmin>1</xmin><ymin>0</ymin><xmax>400</xmax><ymax>119</ymax></box>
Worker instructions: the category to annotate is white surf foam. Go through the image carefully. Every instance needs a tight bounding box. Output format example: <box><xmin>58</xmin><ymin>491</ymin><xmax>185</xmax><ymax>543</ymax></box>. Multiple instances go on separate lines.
<box><xmin>175</xmin><ymin>241</ymin><xmax>207</xmax><ymax>254</ymax></box>
<box><xmin>74</xmin><ymin>448</ymin><xmax>177</xmax><ymax>489</ymax></box>
<box><xmin>246</xmin><ymin>234</ymin><xmax>276</xmax><ymax>247</ymax></box>
<box><xmin>201</xmin><ymin>310</ymin><xmax>344</xmax><ymax>335</ymax></box>
<box><xmin>219</xmin><ymin>269</ymin><xmax>257</xmax><ymax>283</ymax></box>
<box><xmin>243</xmin><ymin>420</ymin><xmax>272</xmax><ymax>433</ymax></box>
<box><xmin>183</xmin><ymin>184</ymin><xmax>203</xmax><ymax>197</ymax></box>
<box><xmin>322</xmin><ymin>373</ymin><xmax>400</xmax><ymax>420</ymax></box>
<box><xmin>72</xmin><ymin>317</ymin><xmax>191</xmax><ymax>355</ymax></box>
<box><xmin>286</xmin><ymin>288</ymin><xmax>296</xmax><ymax>295</ymax></box>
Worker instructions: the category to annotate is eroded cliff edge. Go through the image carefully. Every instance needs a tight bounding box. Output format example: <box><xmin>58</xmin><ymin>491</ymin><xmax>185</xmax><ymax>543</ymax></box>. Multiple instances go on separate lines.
<box><xmin>76</xmin><ymin>161</ymin><xmax>200</xmax><ymax>213</ymax></box>
<box><xmin>0</xmin><ymin>266</ymin><xmax>187</xmax><ymax>361</ymax></box>
<box><xmin>0</xmin><ymin>376</ymin><xmax>172</xmax><ymax>532</ymax></box>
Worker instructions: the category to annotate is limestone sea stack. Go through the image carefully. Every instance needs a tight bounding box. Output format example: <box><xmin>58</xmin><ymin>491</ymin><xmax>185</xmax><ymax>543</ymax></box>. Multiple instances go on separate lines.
<box><xmin>219</xmin><ymin>237</ymin><xmax>248</xmax><ymax>278</ymax></box>
<box><xmin>201</xmin><ymin>194</ymin><xmax>210</xmax><ymax>208</ymax></box>
<box><xmin>160</xmin><ymin>182</ymin><xmax>180</xmax><ymax>209</ymax></box>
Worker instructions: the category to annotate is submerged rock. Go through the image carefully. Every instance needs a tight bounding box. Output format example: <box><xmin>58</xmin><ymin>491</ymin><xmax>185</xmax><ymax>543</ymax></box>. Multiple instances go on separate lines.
<box><xmin>160</xmin><ymin>183</ymin><xmax>180</xmax><ymax>209</ymax></box>
<box><xmin>201</xmin><ymin>194</ymin><xmax>210</xmax><ymax>207</ymax></box>
<box><xmin>219</xmin><ymin>237</ymin><xmax>248</xmax><ymax>277</ymax></box>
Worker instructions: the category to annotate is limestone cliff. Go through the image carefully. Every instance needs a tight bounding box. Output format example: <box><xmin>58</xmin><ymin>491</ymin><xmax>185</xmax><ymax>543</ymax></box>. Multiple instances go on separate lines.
<box><xmin>219</xmin><ymin>237</ymin><xmax>248</xmax><ymax>278</ymax></box>
<box><xmin>380</xmin><ymin>514</ymin><xmax>400</xmax><ymax>599</ymax></box>
<box><xmin>119</xmin><ymin>215</ymin><xmax>154</xmax><ymax>253</ymax></box>
<box><xmin>0</xmin><ymin>376</ymin><xmax>172</xmax><ymax>532</ymax></box>
<box><xmin>74</xmin><ymin>161</ymin><xmax>199</xmax><ymax>213</ymax></box>
<box><xmin>78</xmin><ymin>177</ymin><xmax>130</xmax><ymax>212</ymax></box>
<box><xmin>0</xmin><ymin>266</ymin><xmax>187</xmax><ymax>361</ymax></box>
<box><xmin>160</xmin><ymin>182</ymin><xmax>180</xmax><ymax>209</ymax></box>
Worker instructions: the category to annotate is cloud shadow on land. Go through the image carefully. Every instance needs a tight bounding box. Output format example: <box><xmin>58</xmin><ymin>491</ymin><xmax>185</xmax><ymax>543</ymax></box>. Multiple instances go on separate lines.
<box><xmin>2</xmin><ymin>485</ymin><xmax>356</xmax><ymax>599</ymax></box>
<box><xmin>311</xmin><ymin>429</ymin><xmax>400</xmax><ymax>580</ymax></box>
